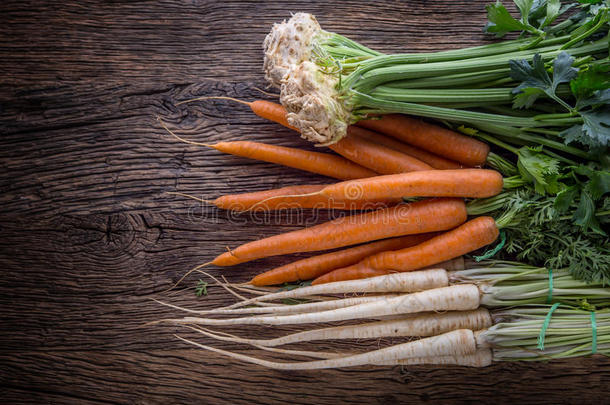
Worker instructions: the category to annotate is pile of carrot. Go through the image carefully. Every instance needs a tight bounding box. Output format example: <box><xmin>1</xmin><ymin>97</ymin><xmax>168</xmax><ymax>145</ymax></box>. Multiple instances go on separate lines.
<box><xmin>164</xmin><ymin>97</ymin><xmax>503</xmax><ymax>288</ymax></box>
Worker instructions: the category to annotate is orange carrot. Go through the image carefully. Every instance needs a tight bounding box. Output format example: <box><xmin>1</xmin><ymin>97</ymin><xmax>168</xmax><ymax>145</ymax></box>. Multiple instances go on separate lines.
<box><xmin>250</xmin><ymin>233</ymin><xmax>437</xmax><ymax>286</ymax></box>
<box><xmin>177</xmin><ymin>97</ymin><xmax>299</xmax><ymax>132</ymax></box>
<box><xmin>245</xmin><ymin>101</ymin><xmax>433</xmax><ymax>173</ymax></box>
<box><xmin>194</xmin><ymin>185</ymin><xmax>400</xmax><ymax>211</ymax></box>
<box><xmin>158</xmin><ymin>116</ymin><xmax>376</xmax><ymax>180</ymax></box>
<box><xmin>209</xmin><ymin>141</ymin><xmax>378</xmax><ymax>180</ymax></box>
<box><xmin>347</xmin><ymin>126</ymin><xmax>463</xmax><ymax>170</ymax></box>
<box><xmin>294</xmin><ymin>169</ymin><xmax>503</xmax><ymax>203</ymax></box>
<box><xmin>312</xmin><ymin>216</ymin><xmax>499</xmax><ymax>284</ymax></box>
<box><xmin>211</xmin><ymin>198</ymin><xmax>467</xmax><ymax>266</ymax></box>
<box><xmin>328</xmin><ymin>134</ymin><xmax>432</xmax><ymax>174</ymax></box>
<box><xmin>248</xmin><ymin>99</ymin><xmax>299</xmax><ymax>131</ymax></box>
<box><xmin>357</xmin><ymin>114</ymin><xmax>490</xmax><ymax>167</ymax></box>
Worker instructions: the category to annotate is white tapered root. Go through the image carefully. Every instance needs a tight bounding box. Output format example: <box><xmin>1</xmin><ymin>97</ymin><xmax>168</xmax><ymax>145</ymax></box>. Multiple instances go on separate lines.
<box><xmin>226</xmin><ymin>269</ymin><xmax>449</xmax><ymax>309</ymax></box>
<box><xmin>167</xmin><ymin>294</ymin><xmax>397</xmax><ymax>316</ymax></box>
<box><xmin>386</xmin><ymin>348</ymin><xmax>492</xmax><ymax>367</ymax></box>
<box><xmin>193</xmin><ymin>308</ymin><xmax>492</xmax><ymax>347</ymax></box>
<box><xmin>162</xmin><ymin>284</ymin><xmax>481</xmax><ymax>327</ymax></box>
<box><xmin>175</xmin><ymin>329</ymin><xmax>477</xmax><ymax>370</ymax></box>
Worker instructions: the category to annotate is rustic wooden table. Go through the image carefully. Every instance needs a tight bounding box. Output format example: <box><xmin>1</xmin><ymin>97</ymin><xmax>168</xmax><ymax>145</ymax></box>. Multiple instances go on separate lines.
<box><xmin>1</xmin><ymin>1</ymin><xmax>609</xmax><ymax>403</ymax></box>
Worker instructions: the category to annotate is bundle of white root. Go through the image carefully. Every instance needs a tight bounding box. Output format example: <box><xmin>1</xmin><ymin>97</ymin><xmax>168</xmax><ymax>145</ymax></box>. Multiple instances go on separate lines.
<box><xmin>156</xmin><ymin>262</ymin><xmax>609</xmax><ymax>369</ymax></box>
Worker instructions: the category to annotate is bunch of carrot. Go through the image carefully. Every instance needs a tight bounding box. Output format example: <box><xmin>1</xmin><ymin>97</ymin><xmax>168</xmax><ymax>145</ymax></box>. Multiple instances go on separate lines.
<box><xmin>166</xmin><ymin>98</ymin><xmax>504</xmax><ymax>287</ymax></box>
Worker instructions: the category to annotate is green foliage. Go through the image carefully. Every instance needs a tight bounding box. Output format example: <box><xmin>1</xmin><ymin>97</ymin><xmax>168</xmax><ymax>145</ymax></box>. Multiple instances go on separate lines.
<box><xmin>510</xmin><ymin>52</ymin><xmax>578</xmax><ymax>109</ymax></box>
<box><xmin>484</xmin><ymin>0</ymin><xmax>565</xmax><ymax>37</ymax></box>
<box><xmin>571</xmin><ymin>63</ymin><xmax>610</xmax><ymax>100</ymax></box>
<box><xmin>516</xmin><ymin>146</ymin><xmax>561</xmax><ymax>194</ymax></box>
<box><xmin>195</xmin><ymin>280</ymin><xmax>208</xmax><ymax>297</ymax></box>
<box><xmin>475</xmin><ymin>190</ymin><xmax>610</xmax><ymax>283</ymax></box>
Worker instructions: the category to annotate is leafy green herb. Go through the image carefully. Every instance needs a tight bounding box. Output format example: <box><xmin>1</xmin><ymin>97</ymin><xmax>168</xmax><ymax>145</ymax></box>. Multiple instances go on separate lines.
<box><xmin>484</xmin><ymin>0</ymin><xmax>568</xmax><ymax>37</ymax></box>
<box><xmin>510</xmin><ymin>52</ymin><xmax>578</xmax><ymax>110</ymax></box>
<box><xmin>581</xmin><ymin>109</ymin><xmax>610</xmax><ymax>147</ymax></box>
<box><xmin>195</xmin><ymin>280</ymin><xmax>208</xmax><ymax>297</ymax></box>
<box><xmin>485</xmin><ymin>0</ymin><xmax>531</xmax><ymax>37</ymax></box>
<box><xmin>468</xmin><ymin>190</ymin><xmax>610</xmax><ymax>283</ymax></box>
<box><xmin>516</xmin><ymin>146</ymin><xmax>561</xmax><ymax>194</ymax></box>
<box><xmin>570</xmin><ymin>63</ymin><xmax>610</xmax><ymax>100</ymax></box>
<box><xmin>554</xmin><ymin>184</ymin><xmax>580</xmax><ymax>212</ymax></box>
<box><xmin>572</xmin><ymin>189</ymin><xmax>603</xmax><ymax>233</ymax></box>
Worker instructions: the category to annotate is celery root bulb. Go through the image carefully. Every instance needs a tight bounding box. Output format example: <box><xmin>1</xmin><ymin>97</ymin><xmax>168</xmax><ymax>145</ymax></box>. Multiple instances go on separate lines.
<box><xmin>263</xmin><ymin>13</ymin><xmax>351</xmax><ymax>145</ymax></box>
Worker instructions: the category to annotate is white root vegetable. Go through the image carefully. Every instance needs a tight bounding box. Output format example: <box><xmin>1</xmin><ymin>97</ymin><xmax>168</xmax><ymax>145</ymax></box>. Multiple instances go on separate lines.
<box><xmin>386</xmin><ymin>348</ymin><xmax>492</xmax><ymax>367</ymax></box>
<box><xmin>227</xmin><ymin>269</ymin><xmax>449</xmax><ymax>309</ymax></box>
<box><xmin>184</xmin><ymin>325</ymin><xmax>492</xmax><ymax>366</ymax></box>
<box><xmin>163</xmin><ymin>284</ymin><xmax>481</xmax><ymax>326</ymax></box>
<box><xmin>175</xmin><ymin>329</ymin><xmax>478</xmax><ymax>370</ymax></box>
<box><xmin>193</xmin><ymin>308</ymin><xmax>492</xmax><ymax>346</ymax></box>
<box><xmin>158</xmin><ymin>294</ymin><xmax>397</xmax><ymax>316</ymax></box>
<box><xmin>184</xmin><ymin>326</ymin><xmax>349</xmax><ymax>360</ymax></box>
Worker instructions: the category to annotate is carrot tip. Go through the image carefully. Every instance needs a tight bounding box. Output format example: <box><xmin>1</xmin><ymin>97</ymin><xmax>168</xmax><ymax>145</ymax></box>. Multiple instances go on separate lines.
<box><xmin>157</xmin><ymin>118</ymin><xmax>213</xmax><ymax>148</ymax></box>
<box><xmin>166</xmin><ymin>192</ymin><xmax>214</xmax><ymax>205</ymax></box>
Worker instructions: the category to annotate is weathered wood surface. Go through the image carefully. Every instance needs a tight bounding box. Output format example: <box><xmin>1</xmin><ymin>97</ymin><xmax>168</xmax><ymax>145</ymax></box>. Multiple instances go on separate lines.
<box><xmin>1</xmin><ymin>1</ymin><xmax>608</xmax><ymax>403</ymax></box>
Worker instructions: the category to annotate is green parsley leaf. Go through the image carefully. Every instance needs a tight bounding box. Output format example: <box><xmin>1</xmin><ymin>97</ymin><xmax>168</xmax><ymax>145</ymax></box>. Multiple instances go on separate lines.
<box><xmin>540</xmin><ymin>0</ymin><xmax>562</xmax><ymax>28</ymax></box>
<box><xmin>577</xmin><ymin>89</ymin><xmax>610</xmax><ymax>110</ymax></box>
<box><xmin>585</xmin><ymin>170</ymin><xmax>610</xmax><ymax>199</ymax></box>
<box><xmin>485</xmin><ymin>1</ymin><xmax>529</xmax><ymax>37</ymax></box>
<box><xmin>581</xmin><ymin>109</ymin><xmax>610</xmax><ymax>147</ymax></box>
<box><xmin>510</xmin><ymin>52</ymin><xmax>578</xmax><ymax>109</ymax></box>
<box><xmin>513</xmin><ymin>87</ymin><xmax>546</xmax><ymax>108</ymax></box>
<box><xmin>517</xmin><ymin>146</ymin><xmax>561</xmax><ymax>194</ymax></box>
<box><xmin>573</xmin><ymin>190</ymin><xmax>605</xmax><ymax>234</ymax></box>
<box><xmin>570</xmin><ymin>63</ymin><xmax>610</xmax><ymax>101</ymax></box>
<box><xmin>554</xmin><ymin>184</ymin><xmax>580</xmax><ymax>212</ymax></box>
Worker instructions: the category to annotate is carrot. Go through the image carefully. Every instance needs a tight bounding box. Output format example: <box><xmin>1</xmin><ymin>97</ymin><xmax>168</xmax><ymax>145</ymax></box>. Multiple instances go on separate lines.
<box><xmin>211</xmin><ymin>198</ymin><xmax>467</xmax><ymax>266</ymax></box>
<box><xmin>172</xmin><ymin>185</ymin><xmax>399</xmax><ymax>212</ymax></box>
<box><xmin>281</xmin><ymin>169</ymin><xmax>503</xmax><ymax>204</ymax></box>
<box><xmin>347</xmin><ymin>126</ymin><xmax>463</xmax><ymax>170</ymax></box>
<box><xmin>312</xmin><ymin>216</ymin><xmax>499</xmax><ymax>285</ymax></box>
<box><xmin>250</xmin><ymin>233</ymin><xmax>437</xmax><ymax>286</ymax></box>
<box><xmin>176</xmin><ymin>98</ymin><xmax>434</xmax><ymax>173</ymax></box>
<box><xmin>158</xmin><ymin>117</ymin><xmax>376</xmax><ymax>180</ymax></box>
<box><xmin>243</xmin><ymin>101</ymin><xmax>435</xmax><ymax>174</ymax></box>
<box><xmin>328</xmin><ymin>133</ymin><xmax>433</xmax><ymax>174</ymax></box>
<box><xmin>357</xmin><ymin>114</ymin><xmax>490</xmax><ymax>166</ymax></box>
<box><xmin>206</xmin><ymin>140</ymin><xmax>377</xmax><ymax>180</ymax></box>
<box><xmin>176</xmin><ymin>97</ymin><xmax>299</xmax><ymax>131</ymax></box>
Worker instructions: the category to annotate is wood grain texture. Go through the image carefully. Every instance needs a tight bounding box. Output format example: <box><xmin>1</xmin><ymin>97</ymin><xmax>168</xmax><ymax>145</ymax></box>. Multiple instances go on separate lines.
<box><xmin>1</xmin><ymin>0</ymin><xmax>608</xmax><ymax>403</ymax></box>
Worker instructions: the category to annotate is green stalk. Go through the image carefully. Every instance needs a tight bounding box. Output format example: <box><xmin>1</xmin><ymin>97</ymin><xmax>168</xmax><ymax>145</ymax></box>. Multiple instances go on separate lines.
<box><xmin>351</xmin><ymin>93</ymin><xmax>540</xmax><ymax>127</ymax></box>
<box><xmin>474</xmin><ymin>122</ymin><xmax>591</xmax><ymax>160</ymax></box>
<box><xmin>383</xmin><ymin>69</ymin><xmax>509</xmax><ymax>89</ymax></box>
<box><xmin>344</xmin><ymin>38</ymin><xmax>607</xmax><ymax>92</ymax></box>
<box><xmin>561</xmin><ymin>12</ymin><xmax>609</xmax><ymax>50</ymax></box>
<box><xmin>451</xmin><ymin>264</ymin><xmax>610</xmax><ymax>307</ymax></box>
<box><xmin>485</xmin><ymin>306</ymin><xmax>609</xmax><ymax>360</ymax></box>
<box><xmin>369</xmin><ymin>87</ymin><xmax>514</xmax><ymax>103</ymax></box>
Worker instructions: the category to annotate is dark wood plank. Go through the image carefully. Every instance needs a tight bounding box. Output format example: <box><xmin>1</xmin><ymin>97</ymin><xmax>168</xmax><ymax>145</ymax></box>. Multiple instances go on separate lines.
<box><xmin>1</xmin><ymin>0</ymin><xmax>607</xmax><ymax>403</ymax></box>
